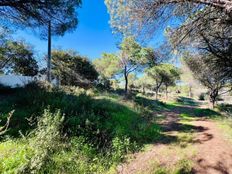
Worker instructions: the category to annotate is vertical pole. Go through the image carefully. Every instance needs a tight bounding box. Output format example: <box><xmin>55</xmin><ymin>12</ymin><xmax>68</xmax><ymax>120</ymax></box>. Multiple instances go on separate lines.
<box><xmin>47</xmin><ymin>20</ymin><xmax>51</xmax><ymax>82</ymax></box>
<box><xmin>124</xmin><ymin>66</ymin><xmax>128</xmax><ymax>95</ymax></box>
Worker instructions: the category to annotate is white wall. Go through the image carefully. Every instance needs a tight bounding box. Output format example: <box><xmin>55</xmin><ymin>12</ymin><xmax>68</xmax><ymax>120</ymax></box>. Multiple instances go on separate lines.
<box><xmin>0</xmin><ymin>75</ymin><xmax>47</xmax><ymax>88</ymax></box>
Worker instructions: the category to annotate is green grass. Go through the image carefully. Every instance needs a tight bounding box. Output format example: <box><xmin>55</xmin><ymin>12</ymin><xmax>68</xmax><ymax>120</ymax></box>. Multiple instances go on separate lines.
<box><xmin>214</xmin><ymin>103</ymin><xmax>232</xmax><ymax>143</ymax></box>
<box><xmin>1</xmin><ymin>84</ymin><xmax>231</xmax><ymax>174</ymax></box>
<box><xmin>0</xmin><ymin>139</ymin><xmax>34</xmax><ymax>173</ymax></box>
<box><xmin>179</xmin><ymin>113</ymin><xmax>196</xmax><ymax>121</ymax></box>
<box><xmin>217</xmin><ymin>119</ymin><xmax>232</xmax><ymax>142</ymax></box>
<box><xmin>175</xmin><ymin>97</ymin><xmax>200</xmax><ymax>107</ymax></box>
<box><xmin>214</xmin><ymin>104</ymin><xmax>232</xmax><ymax>141</ymax></box>
<box><xmin>138</xmin><ymin>151</ymin><xmax>194</xmax><ymax>174</ymax></box>
<box><xmin>0</xmin><ymin>83</ymin><xmax>162</xmax><ymax>173</ymax></box>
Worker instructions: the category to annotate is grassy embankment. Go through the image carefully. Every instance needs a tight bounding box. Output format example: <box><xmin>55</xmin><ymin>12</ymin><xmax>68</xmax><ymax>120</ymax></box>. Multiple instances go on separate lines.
<box><xmin>0</xmin><ymin>83</ymin><xmax>162</xmax><ymax>174</ymax></box>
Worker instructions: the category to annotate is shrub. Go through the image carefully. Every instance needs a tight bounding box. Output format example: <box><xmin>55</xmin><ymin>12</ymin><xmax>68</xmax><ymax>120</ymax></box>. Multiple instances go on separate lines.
<box><xmin>217</xmin><ymin>104</ymin><xmax>232</xmax><ymax>117</ymax></box>
<box><xmin>198</xmin><ymin>93</ymin><xmax>205</xmax><ymax>101</ymax></box>
<box><xmin>20</xmin><ymin>109</ymin><xmax>64</xmax><ymax>174</ymax></box>
<box><xmin>0</xmin><ymin>109</ymin><xmax>64</xmax><ymax>174</ymax></box>
<box><xmin>0</xmin><ymin>83</ymin><xmax>160</xmax><ymax>149</ymax></box>
<box><xmin>0</xmin><ymin>83</ymin><xmax>14</xmax><ymax>94</ymax></box>
<box><xmin>111</xmin><ymin>136</ymin><xmax>133</xmax><ymax>162</ymax></box>
<box><xmin>175</xmin><ymin>159</ymin><xmax>193</xmax><ymax>174</ymax></box>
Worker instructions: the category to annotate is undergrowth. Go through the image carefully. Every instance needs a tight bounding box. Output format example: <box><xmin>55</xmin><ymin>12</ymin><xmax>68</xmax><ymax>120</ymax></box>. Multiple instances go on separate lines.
<box><xmin>0</xmin><ymin>83</ymin><xmax>161</xmax><ymax>173</ymax></box>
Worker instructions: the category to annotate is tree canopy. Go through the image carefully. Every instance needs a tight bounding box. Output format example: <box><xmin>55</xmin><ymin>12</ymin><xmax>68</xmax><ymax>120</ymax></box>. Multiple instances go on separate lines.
<box><xmin>0</xmin><ymin>41</ymin><xmax>38</xmax><ymax>76</ymax></box>
<box><xmin>93</xmin><ymin>37</ymin><xmax>153</xmax><ymax>94</ymax></box>
<box><xmin>184</xmin><ymin>54</ymin><xmax>230</xmax><ymax>107</ymax></box>
<box><xmin>134</xmin><ymin>74</ymin><xmax>153</xmax><ymax>94</ymax></box>
<box><xmin>146</xmin><ymin>64</ymin><xmax>180</xmax><ymax>99</ymax></box>
<box><xmin>93</xmin><ymin>53</ymin><xmax>120</xmax><ymax>79</ymax></box>
<box><xmin>52</xmin><ymin>50</ymin><xmax>98</xmax><ymax>87</ymax></box>
<box><xmin>105</xmin><ymin>0</ymin><xmax>232</xmax><ymax>39</ymax></box>
<box><xmin>169</xmin><ymin>7</ymin><xmax>232</xmax><ymax>81</ymax></box>
<box><xmin>0</xmin><ymin>0</ymin><xmax>82</xmax><ymax>37</ymax></box>
<box><xmin>119</xmin><ymin>37</ymin><xmax>151</xmax><ymax>94</ymax></box>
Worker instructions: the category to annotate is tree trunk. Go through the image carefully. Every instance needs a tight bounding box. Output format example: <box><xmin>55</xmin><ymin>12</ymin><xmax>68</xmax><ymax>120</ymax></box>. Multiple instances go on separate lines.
<box><xmin>189</xmin><ymin>85</ymin><xmax>192</xmax><ymax>98</ymax></box>
<box><xmin>56</xmin><ymin>76</ymin><xmax>60</xmax><ymax>87</ymax></box>
<box><xmin>166</xmin><ymin>85</ymin><xmax>168</xmax><ymax>100</ymax></box>
<box><xmin>210</xmin><ymin>95</ymin><xmax>216</xmax><ymax>108</ymax></box>
<box><xmin>155</xmin><ymin>89</ymin><xmax>158</xmax><ymax>100</ymax></box>
<box><xmin>47</xmin><ymin>20</ymin><xmax>52</xmax><ymax>83</ymax></box>
<box><xmin>142</xmin><ymin>86</ymin><xmax>145</xmax><ymax>95</ymax></box>
<box><xmin>209</xmin><ymin>89</ymin><xmax>218</xmax><ymax>108</ymax></box>
<box><xmin>124</xmin><ymin>66</ymin><xmax>128</xmax><ymax>95</ymax></box>
<box><xmin>155</xmin><ymin>80</ymin><xmax>162</xmax><ymax>100</ymax></box>
<box><xmin>212</xmin><ymin>100</ymin><xmax>216</xmax><ymax>108</ymax></box>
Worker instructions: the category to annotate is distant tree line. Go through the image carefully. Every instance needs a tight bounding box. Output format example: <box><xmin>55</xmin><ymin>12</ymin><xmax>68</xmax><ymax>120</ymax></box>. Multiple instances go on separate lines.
<box><xmin>94</xmin><ymin>37</ymin><xmax>180</xmax><ymax>97</ymax></box>
<box><xmin>105</xmin><ymin>0</ymin><xmax>232</xmax><ymax>106</ymax></box>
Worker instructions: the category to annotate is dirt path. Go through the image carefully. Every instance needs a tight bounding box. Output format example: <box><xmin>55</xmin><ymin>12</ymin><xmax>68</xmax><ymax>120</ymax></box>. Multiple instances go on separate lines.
<box><xmin>117</xmin><ymin>105</ymin><xmax>232</xmax><ymax>174</ymax></box>
<box><xmin>192</xmin><ymin>120</ymin><xmax>232</xmax><ymax>174</ymax></box>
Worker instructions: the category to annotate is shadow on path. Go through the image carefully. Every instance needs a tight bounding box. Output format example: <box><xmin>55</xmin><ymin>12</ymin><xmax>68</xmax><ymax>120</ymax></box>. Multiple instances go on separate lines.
<box><xmin>134</xmin><ymin>96</ymin><xmax>221</xmax><ymax>146</ymax></box>
<box><xmin>119</xmin><ymin>96</ymin><xmax>232</xmax><ymax>174</ymax></box>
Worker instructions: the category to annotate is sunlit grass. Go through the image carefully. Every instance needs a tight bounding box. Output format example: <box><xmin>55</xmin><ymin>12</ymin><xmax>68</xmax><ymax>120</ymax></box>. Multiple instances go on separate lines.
<box><xmin>0</xmin><ymin>139</ymin><xmax>34</xmax><ymax>173</ymax></box>
<box><xmin>179</xmin><ymin>113</ymin><xmax>196</xmax><ymax>121</ymax></box>
<box><xmin>138</xmin><ymin>146</ymin><xmax>195</xmax><ymax>174</ymax></box>
<box><xmin>216</xmin><ymin>118</ymin><xmax>232</xmax><ymax>143</ymax></box>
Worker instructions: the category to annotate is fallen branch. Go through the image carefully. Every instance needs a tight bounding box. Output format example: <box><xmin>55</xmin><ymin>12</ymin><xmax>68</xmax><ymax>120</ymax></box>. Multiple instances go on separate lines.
<box><xmin>0</xmin><ymin>110</ymin><xmax>14</xmax><ymax>136</ymax></box>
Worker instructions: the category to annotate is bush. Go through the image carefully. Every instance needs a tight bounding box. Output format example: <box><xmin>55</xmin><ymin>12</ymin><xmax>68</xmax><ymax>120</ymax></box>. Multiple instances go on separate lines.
<box><xmin>0</xmin><ymin>83</ymin><xmax>15</xmax><ymax>94</ymax></box>
<box><xmin>0</xmin><ymin>107</ymin><xmax>148</xmax><ymax>173</ymax></box>
<box><xmin>0</xmin><ymin>109</ymin><xmax>64</xmax><ymax>174</ymax></box>
<box><xmin>175</xmin><ymin>159</ymin><xmax>193</xmax><ymax>174</ymax></box>
<box><xmin>198</xmin><ymin>93</ymin><xmax>206</xmax><ymax>101</ymax></box>
<box><xmin>20</xmin><ymin>109</ymin><xmax>64</xmax><ymax>174</ymax></box>
<box><xmin>111</xmin><ymin>136</ymin><xmax>134</xmax><ymax>162</ymax></box>
<box><xmin>217</xmin><ymin>104</ymin><xmax>232</xmax><ymax>116</ymax></box>
<box><xmin>0</xmin><ymin>84</ymin><xmax>160</xmax><ymax>148</ymax></box>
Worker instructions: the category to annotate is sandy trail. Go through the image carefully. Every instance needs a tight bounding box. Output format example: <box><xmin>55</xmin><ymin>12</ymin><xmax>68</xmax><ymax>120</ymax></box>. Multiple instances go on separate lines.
<box><xmin>192</xmin><ymin>120</ymin><xmax>232</xmax><ymax>174</ymax></box>
<box><xmin>117</xmin><ymin>105</ymin><xmax>232</xmax><ymax>174</ymax></box>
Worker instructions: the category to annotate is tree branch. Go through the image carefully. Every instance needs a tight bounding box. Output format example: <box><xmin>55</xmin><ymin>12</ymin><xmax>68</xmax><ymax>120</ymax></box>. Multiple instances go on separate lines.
<box><xmin>0</xmin><ymin>110</ymin><xmax>14</xmax><ymax>136</ymax></box>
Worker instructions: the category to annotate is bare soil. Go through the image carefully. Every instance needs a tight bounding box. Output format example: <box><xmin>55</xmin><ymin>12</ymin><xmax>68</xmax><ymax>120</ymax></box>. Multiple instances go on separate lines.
<box><xmin>192</xmin><ymin>120</ymin><xmax>232</xmax><ymax>174</ymax></box>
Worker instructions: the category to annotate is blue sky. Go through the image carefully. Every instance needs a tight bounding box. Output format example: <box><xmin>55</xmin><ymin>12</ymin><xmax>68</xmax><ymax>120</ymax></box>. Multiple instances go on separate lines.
<box><xmin>13</xmin><ymin>0</ymin><xmax>168</xmax><ymax>64</ymax></box>
<box><xmin>14</xmin><ymin>0</ymin><xmax>118</xmax><ymax>61</ymax></box>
